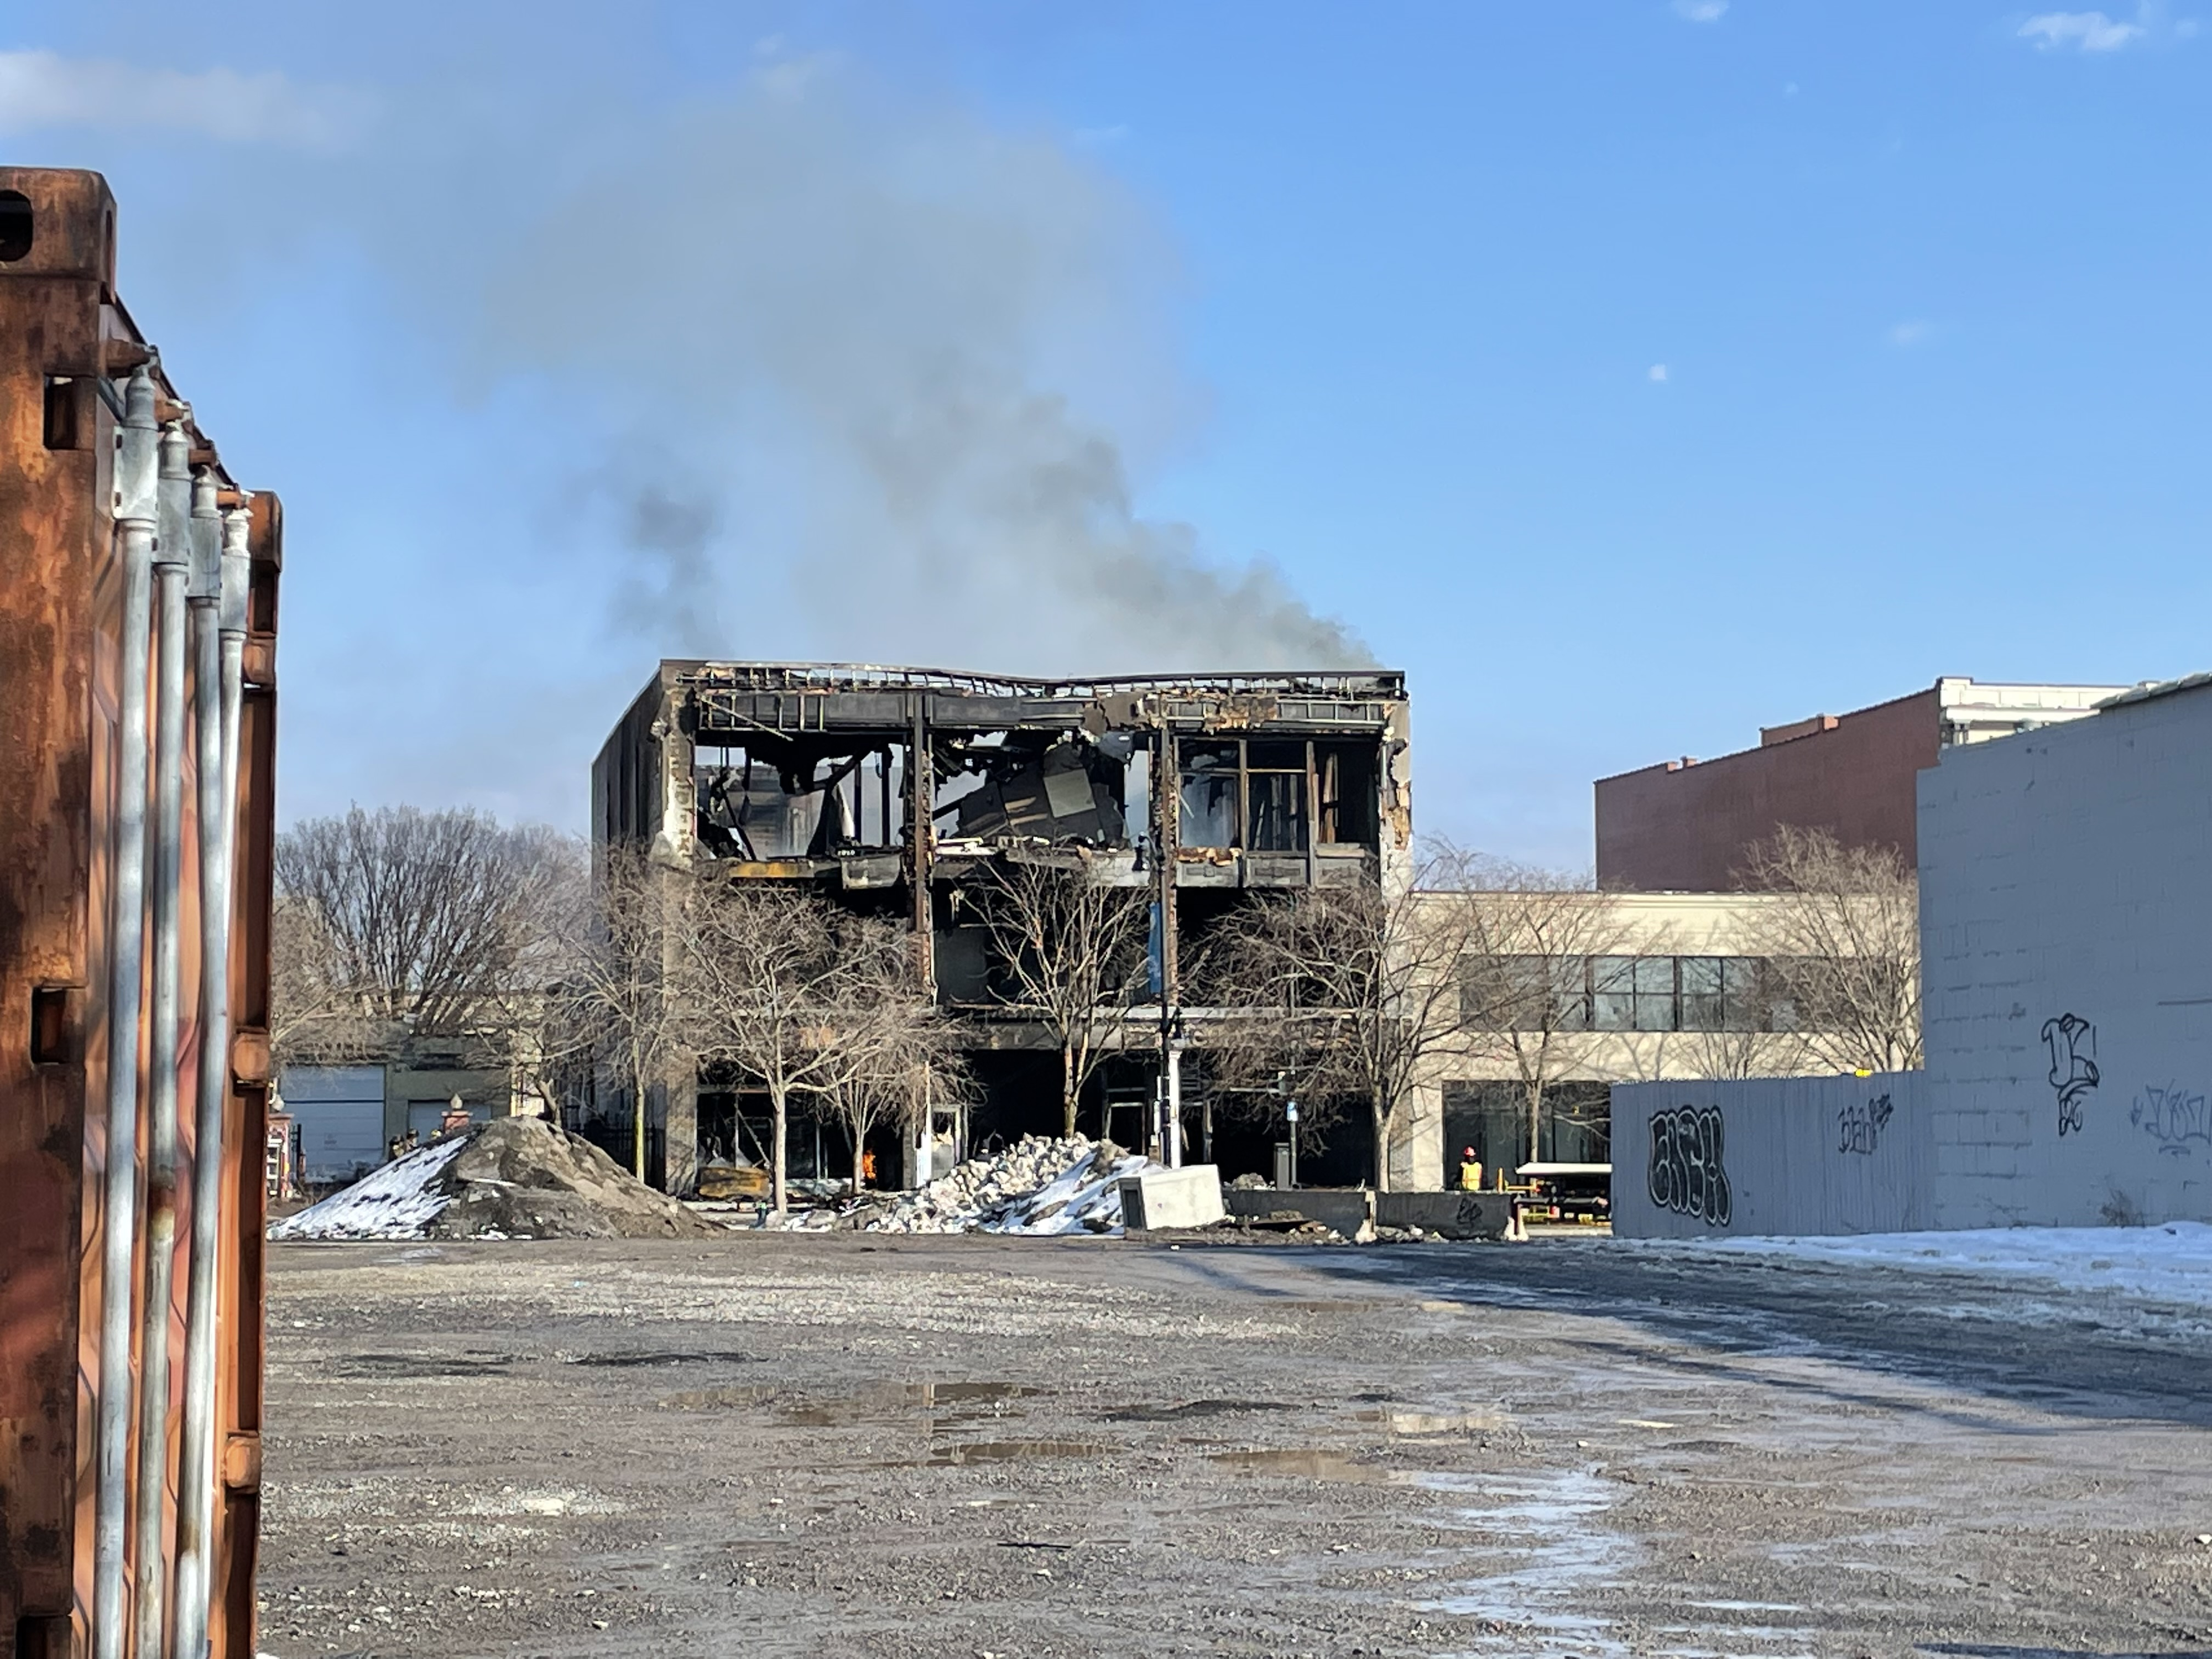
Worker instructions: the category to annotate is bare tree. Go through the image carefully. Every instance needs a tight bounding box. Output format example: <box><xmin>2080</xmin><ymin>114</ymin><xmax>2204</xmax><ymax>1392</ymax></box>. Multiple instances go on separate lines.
<box><xmin>274</xmin><ymin>805</ymin><xmax>576</xmax><ymax>1039</ymax></box>
<box><xmin>1199</xmin><ymin>847</ymin><xmax>1475</xmax><ymax>1192</ymax></box>
<box><xmin>1739</xmin><ymin>826</ymin><xmax>1922</xmax><ymax>1073</ymax></box>
<box><xmin>973</xmin><ymin>853</ymin><xmax>1148</xmax><ymax>1138</ymax></box>
<box><xmin>1675</xmin><ymin>1024</ymin><xmax>1777</xmax><ymax>1082</ymax></box>
<box><xmin>558</xmin><ymin>845</ymin><xmax>695</xmax><ymax>1180</ymax></box>
<box><xmin>681</xmin><ymin>882</ymin><xmax>920</xmax><ymax>1213</ymax></box>
<box><xmin>268</xmin><ymin>894</ymin><xmax>394</xmax><ymax>1071</ymax></box>
<box><xmin>1447</xmin><ymin>854</ymin><xmax>1634</xmax><ymax>1167</ymax></box>
<box><xmin>812</xmin><ymin>988</ymin><xmax>966</xmax><ymax>1194</ymax></box>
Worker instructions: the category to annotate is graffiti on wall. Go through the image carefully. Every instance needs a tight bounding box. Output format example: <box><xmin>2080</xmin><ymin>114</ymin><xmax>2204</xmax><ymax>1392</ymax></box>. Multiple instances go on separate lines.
<box><xmin>2130</xmin><ymin>1084</ymin><xmax>2210</xmax><ymax>1156</ymax></box>
<box><xmin>1837</xmin><ymin>1093</ymin><xmax>1893</xmax><ymax>1155</ymax></box>
<box><xmin>1648</xmin><ymin>1105</ymin><xmax>1732</xmax><ymax>1227</ymax></box>
<box><xmin>2041</xmin><ymin>1013</ymin><xmax>2099</xmax><ymax>1138</ymax></box>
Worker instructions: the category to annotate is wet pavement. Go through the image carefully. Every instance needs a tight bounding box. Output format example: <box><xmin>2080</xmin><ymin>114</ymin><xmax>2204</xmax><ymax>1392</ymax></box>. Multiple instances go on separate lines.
<box><xmin>259</xmin><ymin>1232</ymin><xmax>2212</xmax><ymax>1658</ymax></box>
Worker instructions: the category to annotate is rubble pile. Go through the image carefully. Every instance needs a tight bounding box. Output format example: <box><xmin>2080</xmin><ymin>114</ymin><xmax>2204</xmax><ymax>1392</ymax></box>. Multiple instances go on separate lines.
<box><xmin>272</xmin><ymin>1117</ymin><xmax>719</xmax><ymax>1242</ymax></box>
<box><xmin>868</xmin><ymin>1135</ymin><xmax>1154</xmax><ymax>1236</ymax></box>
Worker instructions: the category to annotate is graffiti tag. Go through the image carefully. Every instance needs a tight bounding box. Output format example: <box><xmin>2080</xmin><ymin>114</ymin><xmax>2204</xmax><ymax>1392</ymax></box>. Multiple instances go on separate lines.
<box><xmin>2041</xmin><ymin>1013</ymin><xmax>2099</xmax><ymax>1138</ymax></box>
<box><xmin>2130</xmin><ymin>1084</ymin><xmax>2210</xmax><ymax>1157</ymax></box>
<box><xmin>1838</xmin><ymin>1093</ymin><xmax>1893</xmax><ymax>1155</ymax></box>
<box><xmin>1648</xmin><ymin>1105</ymin><xmax>1732</xmax><ymax>1228</ymax></box>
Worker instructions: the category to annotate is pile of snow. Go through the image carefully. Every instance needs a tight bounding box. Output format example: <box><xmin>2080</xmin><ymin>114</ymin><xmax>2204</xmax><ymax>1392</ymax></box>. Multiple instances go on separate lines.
<box><xmin>268</xmin><ymin>1136</ymin><xmax>469</xmax><ymax>1241</ymax></box>
<box><xmin>1669</xmin><ymin>1220</ymin><xmax>2212</xmax><ymax>1309</ymax></box>
<box><xmin>868</xmin><ymin>1135</ymin><xmax>1156</xmax><ymax>1236</ymax></box>
<box><xmin>272</xmin><ymin>1117</ymin><xmax>718</xmax><ymax>1242</ymax></box>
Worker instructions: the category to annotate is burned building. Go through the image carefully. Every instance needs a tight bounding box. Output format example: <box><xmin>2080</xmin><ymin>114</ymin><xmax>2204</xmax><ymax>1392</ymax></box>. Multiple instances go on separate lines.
<box><xmin>591</xmin><ymin>662</ymin><xmax>1412</xmax><ymax>1191</ymax></box>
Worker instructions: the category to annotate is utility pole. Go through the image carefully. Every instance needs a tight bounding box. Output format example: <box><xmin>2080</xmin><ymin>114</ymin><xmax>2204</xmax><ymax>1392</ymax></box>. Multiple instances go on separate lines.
<box><xmin>909</xmin><ymin>696</ymin><xmax>935</xmax><ymax>1183</ymax></box>
<box><xmin>1154</xmin><ymin>710</ymin><xmax>1181</xmax><ymax>1165</ymax></box>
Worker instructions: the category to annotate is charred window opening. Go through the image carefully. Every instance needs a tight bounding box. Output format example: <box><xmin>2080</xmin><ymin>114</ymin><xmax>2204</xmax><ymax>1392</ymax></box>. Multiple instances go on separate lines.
<box><xmin>1178</xmin><ymin>741</ymin><xmax>1239</xmax><ymax>848</ymax></box>
<box><xmin>1244</xmin><ymin>739</ymin><xmax>1308</xmax><ymax>853</ymax></box>
<box><xmin>937</xmin><ymin>731</ymin><xmax>1128</xmax><ymax>849</ymax></box>
<box><xmin>694</xmin><ymin>742</ymin><xmax>907</xmax><ymax>860</ymax></box>
<box><xmin>1314</xmin><ymin>742</ymin><xmax>1378</xmax><ymax>846</ymax></box>
<box><xmin>1176</xmin><ymin>737</ymin><xmax>1377</xmax><ymax>854</ymax></box>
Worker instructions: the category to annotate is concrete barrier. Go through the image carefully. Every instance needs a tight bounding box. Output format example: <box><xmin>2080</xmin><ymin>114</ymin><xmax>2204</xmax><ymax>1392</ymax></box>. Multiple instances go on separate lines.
<box><xmin>1119</xmin><ymin>1165</ymin><xmax>1227</xmax><ymax>1231</ymax></box>
<box><xmin>1221</xmin><ymin>1187</ymin><xmax>1375</xmax><ymax>1237</ymax></box>
<box><xmin>1375</xmin><ymin>1190</ymin><xmax>1519</xmax><ymax>1241</ymax></box>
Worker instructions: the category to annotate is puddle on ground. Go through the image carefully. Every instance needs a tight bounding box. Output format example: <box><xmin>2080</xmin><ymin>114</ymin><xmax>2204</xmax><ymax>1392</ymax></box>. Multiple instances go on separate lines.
<box><xmin>1683</xmin><ymin>1600</ymin><xmax>1808</xmax><ymax>1614</ymax></box>
<box><xmin>659</xmin><ymin>1380</ymin><xmax>1037</xmax><ymax>1421</ymax></box>
<box><xmin>661</xmin><ymin>1386</ymin><xmax>774</xmax><ymax>1411</ymax></box>
<box><xmin>1208</xmin><ymin>1449</ymin><xmax>1413</xmax><ymax>1485</ymax></box>
<box><xmin>1105</xmin><ymin>1399</ymin><xmax>1298</xmax><ymax>1422</ymax></box>
<box><xmin>336</xmin><ymin>1352</ymin><xmax>515</xmax><ymax>1379</ymax></box>
<box><xmin>926</xmin><ymin>1441</ymin><xmax>1109</xmax><ymax>1465</ymax></box>
<box><xmin>1427</xmin><ymin>1469</ymin><xmax>1640</xmax><ymax>1656</ymax></box>
<box><xmin>562</xmin><ymin>1349</ymin><xmax>760</xmax><ymax>1369</ymax></box>
<box><xmin>1355</xmin><ymin>1407</ymin><xmax>1505</xmax><ymax>1436</ymax></box>
<box><xmin>1655</xmin><ymin>1625</ymin><xmax>1821</xmax><ymax>1658</ymax></box>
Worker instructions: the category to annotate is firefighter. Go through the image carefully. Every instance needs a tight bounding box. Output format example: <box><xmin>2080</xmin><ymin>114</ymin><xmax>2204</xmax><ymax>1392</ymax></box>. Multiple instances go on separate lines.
<box><xmin>1458</xmin><ymin>1146</ymin><xmax>1482</xmax><ymax>1191</ymax></box>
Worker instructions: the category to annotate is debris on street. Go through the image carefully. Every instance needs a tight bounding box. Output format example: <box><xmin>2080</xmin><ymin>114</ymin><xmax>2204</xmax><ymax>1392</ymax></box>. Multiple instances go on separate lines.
<box><xmin>270</xmin><ymin>1118</ymin><xmax>718</xmax><ymax>1241</ymax></box>
<box><xmin>865</xmin><ymin>1135</ymin><xmax>1155</xmax><ymax>1235</ymax></box>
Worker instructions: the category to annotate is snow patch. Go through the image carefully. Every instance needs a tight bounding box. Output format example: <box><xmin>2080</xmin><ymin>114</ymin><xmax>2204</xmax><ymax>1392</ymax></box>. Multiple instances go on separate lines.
<box><xmin>1649</xmin><ymin>1221</ymin><xmax>2212</xmax><ymax>1310</ymax></box>
<box><xmin>270</xmin><ymin>1136</ymin><xmax>466</xmax><ymax>1241</ymax></box>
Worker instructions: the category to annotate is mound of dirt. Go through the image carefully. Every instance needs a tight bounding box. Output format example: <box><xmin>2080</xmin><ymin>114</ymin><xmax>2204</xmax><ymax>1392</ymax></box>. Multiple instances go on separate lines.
<box><xmin>272</xmin><ymin>1117</ymin><xmax>718</xmax><ymax>1241</ymax></box>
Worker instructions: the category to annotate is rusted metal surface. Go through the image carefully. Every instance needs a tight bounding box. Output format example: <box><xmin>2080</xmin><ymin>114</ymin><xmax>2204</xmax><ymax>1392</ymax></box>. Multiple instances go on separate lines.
<box><xmin>0</xmin><ymin>166</ymin><xmax>279</xmax><ymax>1659</ymax></box>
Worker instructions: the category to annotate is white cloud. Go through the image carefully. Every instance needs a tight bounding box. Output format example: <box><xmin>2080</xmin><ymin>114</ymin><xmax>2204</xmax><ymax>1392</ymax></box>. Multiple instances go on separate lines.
<box><xmin>2017</xmin><ymin>9</ymin><xmax>2148</xmax><ymax>49</ymax></box>
<box><xmin>0</xmin><ymin>48</ymin><xmax>370</xmax><ymax>145</ymax></box>
<box><xmin>1648</xmin><ymin>363</ymin><xmax>1669</xmax><ymax>382</ymax></box>
<box><xmin>1888</xmin><ymin>320</ymin><xmax>1933</xmax><ymax>346</ymax></box>
<box><xmin>1673</xmin><ymin>0</ymin><xmax>1730</xmax><ymax>19</ymax></box>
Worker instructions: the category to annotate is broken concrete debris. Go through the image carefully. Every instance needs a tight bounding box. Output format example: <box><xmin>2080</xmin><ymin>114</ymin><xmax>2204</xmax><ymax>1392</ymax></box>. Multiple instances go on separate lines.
<box><xmin>271</xmin><ymin>1118</ymin><xmax>717</xmax><ymax>1241</ymax></box>
<box><xmin>865</xmin><ymin>1135</ymin><xmax>1153</xmax><ymax>1235</ymax></box>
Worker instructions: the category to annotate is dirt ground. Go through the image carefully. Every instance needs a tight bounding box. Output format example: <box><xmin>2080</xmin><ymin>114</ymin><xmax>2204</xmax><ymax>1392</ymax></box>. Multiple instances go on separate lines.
<box><xmin>259</xmin><ymin>1231</ymin><xmax>2212</xmax><ymax>1658</ymax></box>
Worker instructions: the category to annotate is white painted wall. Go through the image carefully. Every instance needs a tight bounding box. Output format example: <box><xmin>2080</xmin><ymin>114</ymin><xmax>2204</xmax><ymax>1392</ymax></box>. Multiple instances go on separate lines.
<box><xmin>1918</xmin><ymin>679</ymin><xmax>2212</xmax><ymax>1228</ymax></box>
<box><xmin>1611</xmin><ymin>1072</ymin><xmax>1928</xmax><ymax>1238</ymax></box>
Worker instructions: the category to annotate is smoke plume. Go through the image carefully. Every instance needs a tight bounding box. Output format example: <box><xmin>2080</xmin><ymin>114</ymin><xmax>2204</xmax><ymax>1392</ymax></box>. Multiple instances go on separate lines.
<box><xmin>474</xmin><ymin>60</ymin><xmax>1371</xmax><ymax>673</ymax></box>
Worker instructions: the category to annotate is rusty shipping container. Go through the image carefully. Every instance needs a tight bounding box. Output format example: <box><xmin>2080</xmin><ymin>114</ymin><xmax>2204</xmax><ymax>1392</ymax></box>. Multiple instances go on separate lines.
<box><xmin>2</xmin><ymin>168</ymin><xmax>280</xmax><ymax>1659</ymax></box>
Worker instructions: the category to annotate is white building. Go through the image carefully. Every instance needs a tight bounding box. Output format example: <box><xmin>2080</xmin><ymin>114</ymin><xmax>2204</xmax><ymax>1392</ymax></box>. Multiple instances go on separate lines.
<box><xmin>1394</xmin><ymin>890</ymin><xmax>1847</xmax><ymax>1192</ymax></box>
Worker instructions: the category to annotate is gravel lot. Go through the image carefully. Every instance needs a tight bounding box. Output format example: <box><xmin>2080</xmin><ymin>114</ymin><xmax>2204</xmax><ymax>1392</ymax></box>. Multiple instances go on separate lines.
<box><xmin>261</xmin><ymin>1231</ymin><xmax>2212</xmax><ymax>1658</ymax></box>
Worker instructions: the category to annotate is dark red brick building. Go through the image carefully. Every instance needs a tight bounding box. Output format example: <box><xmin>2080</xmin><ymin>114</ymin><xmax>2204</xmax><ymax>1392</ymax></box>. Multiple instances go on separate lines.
<box><xmin>1594</xmin><ymin>677</ymin><xmax>2128</xmax><ymax>891</ymax></box>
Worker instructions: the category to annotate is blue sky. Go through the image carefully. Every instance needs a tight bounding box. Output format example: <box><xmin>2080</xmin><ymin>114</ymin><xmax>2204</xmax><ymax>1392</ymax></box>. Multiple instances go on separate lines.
<box><xmin>6</xmin><ymin>1</ymin><xmax>2206</xmax><ymax>867</ymax></box>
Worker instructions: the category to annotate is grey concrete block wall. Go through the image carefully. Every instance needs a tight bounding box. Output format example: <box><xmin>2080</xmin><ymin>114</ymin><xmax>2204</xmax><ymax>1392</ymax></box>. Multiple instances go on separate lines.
<box><xmin>1222</xmin><ymin>1188</ymin><xmax>1374</xmax><ymax>1235</ymax></box>
<box><xmin>1375</xmin><ymin>1190</ymin><xmax>1519</xmax><ymax>1240</ymax></box>
<box><xmin>1120</xmin><ymin>1166</ymin><xmax>1227</xmax><ymax>1230</ymax></box>
<box><xmin>1918</xmin><ymin>680</ymin><xmax>2212</xmax><ymax>1229</ymax></box>
<box><xmin>1611</xmin><ymin>1074</ymin><xmax>1929</xmax><ymax>1238</ymax></box>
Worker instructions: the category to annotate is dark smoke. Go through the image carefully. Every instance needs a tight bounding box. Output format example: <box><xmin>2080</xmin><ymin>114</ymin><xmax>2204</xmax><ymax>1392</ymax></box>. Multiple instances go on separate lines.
<box><xmin>475</xmin><ymin>59</ymin><xmax>1374</xmax><ymax>673</ymax></box>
